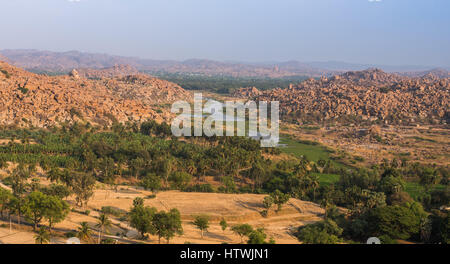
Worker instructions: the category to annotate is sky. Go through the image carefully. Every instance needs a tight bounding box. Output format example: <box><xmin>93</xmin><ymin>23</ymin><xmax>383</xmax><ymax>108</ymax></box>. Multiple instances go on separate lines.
<box><xmin>0</xmin><ymin>0</ymin><xmax>449</xmax><ymax>67</ymax></box>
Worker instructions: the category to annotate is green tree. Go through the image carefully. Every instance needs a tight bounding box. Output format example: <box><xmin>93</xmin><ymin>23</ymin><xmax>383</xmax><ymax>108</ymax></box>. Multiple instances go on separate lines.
<box><xmin>8</xmin><ymin>196</ymin><xmax>23</xmax><ymax>225</ymax></box>
<box><xmin>296</xmin><ymin>219</ymin><xmax>343</xmax><ymax>244</ymax></box>
<box><xmin>41</xmin><ymin>184</ymin><xmax>71</xmax><ymax>200</ymax></box>
<box><xmin>231</xmin><ymin>224</ymin><xmax>253</xmax><ymax>243</ymax></box>
<box><xmin>70</xmin><ymin>172</ymin><xmax>96</xmax><ymax>208</ymax></box>
<box><xmin>361</xmin><ymin>190</ymin><xmax>387</xmax><ymax>210</ymax></box>
<box><xmin>247</xmin><ymin>228</ymin><xmax>275</xmax><ymax>244</ymax></box>
<box><xmin>270</xmin><ymin>190</ymin><xmax>290</xmax><ymax>212</ymax></box>
<box><xmin>11</xmin><ymin>163</ymin><xmax>32</xmax><ymax>198</ymax></box>
<box><xmin>379</xmin><ymin>168</ymin><xmax>405</xmax><ymax>196</ymax></box>
<box><xmin>220</xmin><ymin>218</ymin><xmax>228</xmax><ymax>233</ymax></box>
<box><xmin>221</xmin><ymin>176</ymin><xmax>236</xmax><ymax>193</ymax></box>
<box><xmin>46</xmin><ymin>167</ymin><xmax>62</xmax><ymax>183</ymax></box>
<box><xmin>129</xmin><ymin>198</ymin><xmax>157</xmax><ymax>239</ymax></box>
<box><xmin>34</xmin><ymin>227</ymin><xmax>50</xmax><ymax>244</ymax></box>
<box><xmin>365</xmin><ymin>204</ymin><xmax>422</xmax><ymax>240</ymax></box>
<box><xmin>77</xmin><ymin>222</ymin><xmax>92</xmax><ymax>243</ymax></box>
<box><xmin>168</xmin><ymin>171</ymin><xmax>192</xmax><ymax>190</ymax></box>
<box><xmin>23</xmin><ymin>191</ymin><xmax>49</xmax><ymax>231</ymax></box>
<box><xmin>0</xmin><ymin>187</ymin><xmax>13</xmax><ymax>218</ymax></box>
<box><xmin>249</xmin><ymin>162</ymin><xmax>266</xmax><ymax>190</ymax></box>
<box><xmin>152</xmin><ymin>209</ymin><xmax>183</xmax><ymax>244</ymax></box>
<box><xmin>130</xmin><ymin>158</ymin><xmax>145</xmax><ymax>180</ymax></box>
<box><xmin>45</xmin><ymin>195</ymin><xmax>69</xmax><ymax>233</ymax></box>
<box><xmin>418</xmin><ymin>167</ymin><xmax>439</xmax><ymax>191</ymax></box>
<box><xmin>99</xmin><ymin>157</ymin><xmax>116</xmax><ymax>187</ymax></box>
<box><xmin>96</xmin><ymin>213</ymin><xmax>112</xmax><ymax>244</ymax></box>
<box><xmin>139</xmin><ymin>173</ymin><xmax>162</xmax><ymax>194</ymax></box>
<box><xmin>262</xmin><ymin>196</ymin><xmax>274</xmax><ymax>210</ymax></box>
<box><xmin>192</xmin><ymin>215</ymin><xmax>210</xmax><ymax>239</ymax></box>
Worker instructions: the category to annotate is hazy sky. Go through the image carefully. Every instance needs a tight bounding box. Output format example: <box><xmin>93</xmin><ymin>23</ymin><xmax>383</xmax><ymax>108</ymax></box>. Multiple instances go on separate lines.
<box><xmin>1</xmin><ymin>0</ymin><xmax>449</xmax><ymax>66</ymax></box>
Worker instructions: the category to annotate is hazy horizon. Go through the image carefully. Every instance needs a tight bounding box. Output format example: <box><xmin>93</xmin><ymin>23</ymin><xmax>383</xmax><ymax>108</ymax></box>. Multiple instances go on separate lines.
<box><xmin>1</xmin><ymin>0</ymin><xmax>449</xmax><ymax>67</ymax></box>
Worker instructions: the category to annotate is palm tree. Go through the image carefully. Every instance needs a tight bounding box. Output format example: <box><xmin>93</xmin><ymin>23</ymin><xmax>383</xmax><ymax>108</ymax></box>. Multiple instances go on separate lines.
<box><xmin>46</xmin><ymin>167</ymin><xmax>61</xmax><ymax>183</ymax></box>
<box><xmin>77</xmin><ymin>222</ymin><xmax>92</xmax><ymax>243</ymax></box>
<box><xmin>96</xmin><ymin>213</ymin><xmax>112</xmax><ymax>244</ymax></box>
<box><xmin>310</xmin><ymin>175</ymin><xmax>320</xmax><ymax>201</ymax></box>
<box><xmin>34</xmin><ymin>227</ymin><xmax>50</xmax><ymax>244</ymax></box>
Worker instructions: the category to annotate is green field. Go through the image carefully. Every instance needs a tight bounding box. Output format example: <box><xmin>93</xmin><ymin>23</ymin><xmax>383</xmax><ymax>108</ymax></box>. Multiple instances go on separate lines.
<box><xmin>312</xmin><ymin>172</ymin><xmax>340</xmax><ymax>186</ymax></box>
<box><xmin>278</xmin><ymin>136</ymin><xmax>343</xmax><ymax>186</ymax></box>
<box><xmin>405</xmin><ymin>182</ymin><xmax>447</xmax><ymax>200</ymax></box>
<box><xmin>278</xmin><ymin>137</ymin><xmax>332</xmax><ymax>161</ymax></box>
<box><xmin>278</xmin><ymin>136</ymin><xmax>346</xmax><ymax>168</ymax></box>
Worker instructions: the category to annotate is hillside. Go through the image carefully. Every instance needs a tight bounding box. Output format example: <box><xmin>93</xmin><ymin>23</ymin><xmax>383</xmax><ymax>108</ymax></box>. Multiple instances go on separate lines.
<box><xmin>75</xmin><ymin>64</ymin><xmax>140</xmax><ymax>79</ymax></box>
<box><xmin>0</xmin><ymin>49</ymin><xmax>334</xmax><ymax>78</ymax></box>
<box><xmin>235</xmin><ymin>69</ymin><xmax>449</xmax><ymax>125</ymax></box>
<box><xmin>398</xmin><ymin>68</ymin><xmax>450</xmax><ymax>79</ymax></box>
<box><xmin>2</xmin><ymin>50</ymin><xmax>448</xmax><ymax>79</ymax></box>
<box><xmin>0</xmin><ymin>61</ymin><xmax>191</xmax><ymax>128</ymax></box>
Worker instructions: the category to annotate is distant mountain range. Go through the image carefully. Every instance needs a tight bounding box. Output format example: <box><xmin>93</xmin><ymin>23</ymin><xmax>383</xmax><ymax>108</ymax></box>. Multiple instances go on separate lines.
<box><xmin>1</xmin><ymin>49</ymin><xmax>448</xmax><ymax>78</ymax></box>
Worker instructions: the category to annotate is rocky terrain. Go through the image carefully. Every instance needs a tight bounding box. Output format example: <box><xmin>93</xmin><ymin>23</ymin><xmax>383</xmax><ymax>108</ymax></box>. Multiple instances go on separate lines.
<box><xmin>75</xmin><ymin>64</ymin><xmax>140</xmax><ymax>79</ymax></box>
<box><xmin>3</xmin><ymin>49</ymin><xmax>448</xmax><ymax>79</ymax></box>
<box><xmin>235</xmin><ymin>69</ymin><xmax>449</xmax><ymax>125</ymax></box>
<box><xmin>0</xmin><ymin>61</ymin><xmax>191</xmax><ymax>128</ymax></box>
<box><xmin>0</xmin><ymin>49</ymin><xmax>335</xmax><ymax>78</ymax></box>
<box><xmin>398</xmin><ymin>68</ymin><xmax>450</xmax><ymax>79</ymax></box>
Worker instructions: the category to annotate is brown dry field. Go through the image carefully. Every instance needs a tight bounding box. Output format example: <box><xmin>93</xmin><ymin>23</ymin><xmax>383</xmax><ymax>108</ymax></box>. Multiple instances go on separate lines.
<box><xmin>0</xmin><ymin>175</ymin><xmax>324</xmax><ymax>244</ymax></box>
<box><xmin>283</xmin><ymin>123</ymin><xmax>450</xmax><ymax>167</ymax></box>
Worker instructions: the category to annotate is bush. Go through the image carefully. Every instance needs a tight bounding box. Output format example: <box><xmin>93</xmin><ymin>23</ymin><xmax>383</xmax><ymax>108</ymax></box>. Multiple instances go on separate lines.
<box><xmin>364</xmin><ymin>203</ymin><xmax>424</xmax><ymax>240</ymax></box>
<box><xmin>145</xmin><ymin>194</ymin><xmax>157</xmax><ymax>199</ymax></box>
<box><xmin>101</xmin><ymin>206</ymin><xmax>126</xmax><ymax>217</ymax></box>
<box><xmin>296</xmin><ymin>219</ymin><xmax>343</xmax><ymax>244</ymax></box>
<box><xmin>184</xmin><ymin>184</ymin><xmax>215</xmax><ymax>193</ymax></box>
<box><xmin>169</xmin><ymin>171</ymin><xmax>192</xmax><ymax>190</ymax></box>
<box><xmin>379</xmin><ymin>235</ymin><xmax>398</xmax><ymax>244</ymax></box>
<box><xmin>65</xmin><ymin>231</ymin><xmax>77</xmax><ymax>238</ymax></box>
<box><xmin>101</xmin><ymin>238</ymin><xmax>116</xmax><ymax>244</ymax></box>
<box><xmin>1</xmin><ymin>177</ymin><xmax>13</xmax><ymax>186</ymax></box>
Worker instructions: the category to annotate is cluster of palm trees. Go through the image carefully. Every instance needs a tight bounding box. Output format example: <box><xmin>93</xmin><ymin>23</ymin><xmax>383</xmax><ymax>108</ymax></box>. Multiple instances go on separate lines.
<box><xmin>74</xmin><ymin>213</ymin><xmax>113</xmax><ymax>244</ymax></box>
<box><xmin>35</xmin><ymin>213</ymin><xmax>113</xmax><ymax>244</ymax></box>
<box><xmin>34</xmin><ymin>213</ymin><xmax>112</xmax><ymax>244</ymax></box>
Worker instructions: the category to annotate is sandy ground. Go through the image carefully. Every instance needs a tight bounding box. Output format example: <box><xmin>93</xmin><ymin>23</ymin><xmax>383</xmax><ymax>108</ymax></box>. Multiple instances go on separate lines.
<box><xmin>0</xmin><ymin>182</ymin><xmax>324</xmax><ymax>244</ymax></box>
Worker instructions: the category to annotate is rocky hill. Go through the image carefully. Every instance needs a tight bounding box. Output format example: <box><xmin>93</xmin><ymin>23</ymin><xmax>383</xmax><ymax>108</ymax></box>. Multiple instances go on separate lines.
<box><xmin>0</xmin><ymin>49</ymin><xmax>334</xmax><ymax>78</ymax></box>
<box><xmin>75</xmin><ymin>64</ymin><xmax>140</xmax><ymax>79</ymax></box>
<box><xmin>0</xmin><ymin>61</ymin><xmax>191</xmax><ymax>128</ymax></box>
<box><xmin>235</xmin><ymin>69</ymin><xmax>449</xmax><ymax>124</ymax></box>
<box><xmin>398</xmin><ymin>68</ymin><xmax>450</xmax><ymax>79</ymax></box>
<box><xmin>0</xmin><ymin>49</ymin><xmax>138</xmax><ymax>72</ymax></box>
<box><xmin>3</xmin><ymin>49</ymin><xmax>448</xmax><ymax>79</ymax></box>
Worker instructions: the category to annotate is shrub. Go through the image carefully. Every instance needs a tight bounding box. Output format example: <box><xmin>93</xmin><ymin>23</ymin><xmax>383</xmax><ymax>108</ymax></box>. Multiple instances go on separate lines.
<box><xmin>65</xmin><ymin>231</ymin><xmax>77</xmax><ymax>238</ymax></box>
<box><xmin>101</xmin><ymin>238</ymin><xmax>116</xmax><ymax>244</ymax></box>
<box><xmin>296</xmin><ymin>219</ymin><xmax>343</xmax><ymax>244</ymax></box>
<box><xmin>101</xmin><ymin>206</ymin><xmax>126</xmax><ymax>217</ymax></box>
<box><xmin>364</xmin><ymin>204</ymin><xmax>423</xmax><ymax>240</ymax></box>
<box><xmin>184</xmin><ymin>184</ymin><xmax>214</xmax><ymax>193</ymax></box>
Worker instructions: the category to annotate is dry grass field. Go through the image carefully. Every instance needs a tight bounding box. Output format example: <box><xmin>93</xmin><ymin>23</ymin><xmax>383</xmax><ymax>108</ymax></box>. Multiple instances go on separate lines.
<box><xmin>0</xmin><ymin>176</ymin><xmax>324</xmax><ymax>244</ymax></box>
<box><xmin>283</xmin><ymin>123</ymin><xmax>449</xmax><ymax>167</ymax></box>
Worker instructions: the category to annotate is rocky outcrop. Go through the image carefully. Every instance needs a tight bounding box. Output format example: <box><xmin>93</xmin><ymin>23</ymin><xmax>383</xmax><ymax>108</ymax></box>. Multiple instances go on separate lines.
<box><xmin>241</xmin><ymin>69</ymin><xmax>449</xmax><ymax>124</ymax></box>
<box><xmin>399</xmin><ymin>68</ymin><xmax>450</xmax><ymax>79</ymax></box>
<box><xmin>231</xmin><ymin>87</ymin><xmax>262</xmax><ymax>98</ymax></box>
<box><xmin>69</xmin><ymin>69</ymin><xmax>80</xmax><ymax>79</ymax></box>
<box><xmin>0</xmin><ymin>61</ymin><xmax>192</xmax><ymax>128</ymax></box>
<box><xmin>75</xmin><ymin>64</ymin><xmax>139</xmax><ymax>79</ymax></box>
